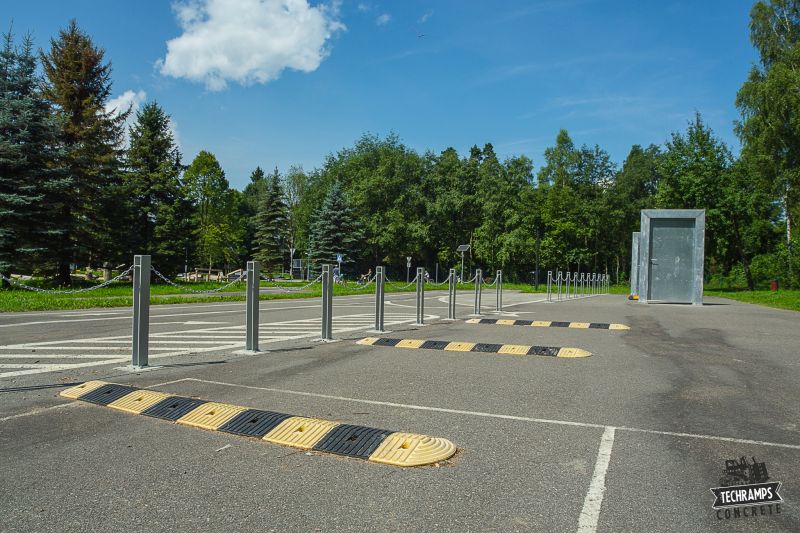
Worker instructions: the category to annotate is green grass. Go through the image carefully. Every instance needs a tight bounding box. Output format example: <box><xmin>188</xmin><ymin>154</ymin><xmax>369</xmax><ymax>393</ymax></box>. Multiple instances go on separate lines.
<box><xmin>704</xmin><ymin>288</ymin><xmax>800</xmax><ymax>312</ymax></box>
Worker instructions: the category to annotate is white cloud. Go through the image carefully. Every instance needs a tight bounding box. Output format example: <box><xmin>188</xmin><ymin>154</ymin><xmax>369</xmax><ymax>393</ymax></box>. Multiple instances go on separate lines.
<box><xmin>105</xmin><ymin>90</ymin><xmax>147</xmax><ymax>146</ymax></box>
<box><xmin>158</xmin><ymin>0</ymin><xmax>345</xmax><ymax>91</ymax></box>
<box><xmin>419</xmin><ymin>10</ymin><xmax>433</xmax><ymax>23</ymax></box>
<box><xmin>357</xmin><ymin>2</ymin><xmax>370</xmax><ymax>12</ymax></box>
<box><xmin>376</xmin><ymin>13</ymin><xmax>391</xmax><ymax>26</ymax></box>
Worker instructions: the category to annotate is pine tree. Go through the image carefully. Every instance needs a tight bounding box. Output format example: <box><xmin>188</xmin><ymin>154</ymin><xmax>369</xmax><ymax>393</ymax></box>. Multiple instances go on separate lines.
<box><xmin>125</xmin><ymin>101</ymin><xmax>189</xmax><ymax>274</ymax></box>
<box><xmin>0</xmin><ymin>31</ymin><xmax>62</xmax><ymax>279</ymax></box>
<box><xmin>240</xmin><ymin>166</ymin><xmax>267</xmax><ymax>260</ymax></box>
<box><xmin>40</xmin><ymin>20</ymin><xmax>126</xmax><ymax>284</ymax></box>
<box><xmin>253</xmin><ymin>168</ymin><xmax>288</xmax><ymax>274</ymax></box>
<box><xmin>307</xmin><ymin>182</ymin><xmax>363</xmax><ymax>271</ymax></box>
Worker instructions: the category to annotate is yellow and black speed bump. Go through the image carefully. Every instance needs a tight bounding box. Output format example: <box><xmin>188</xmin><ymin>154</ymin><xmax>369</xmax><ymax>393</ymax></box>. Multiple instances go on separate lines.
<box><xmin>467</xmin><ymin>318</ymin><xmax>630</xmax><ymax>330</ymax></box>
<box><xmin>59</xmin><ymin>382</ymin><xmax>456</xmax><ymax>467</ymax></box>
<box><xmin>357</xmin><ymin>337</ymin><xmax>591</xmax><ymax>358</ymax></box>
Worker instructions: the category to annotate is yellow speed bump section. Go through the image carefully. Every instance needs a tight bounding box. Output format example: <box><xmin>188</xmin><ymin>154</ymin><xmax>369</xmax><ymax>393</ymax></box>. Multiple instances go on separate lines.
<box><xmin>465</xmin><ymin>318</ymin><xmax>481</xmax><ymax>324</ymax></box>
<box><xmin>497</xmin><ymin>344</ymin><xmax>530</xmax><ymax>355</ymax></box>
<box><xmin>568</xmin><ymin>322</ymin><xmax>591</xmax><ymax>329</ymax></box>
<box><xmin>444</xmin><ymin>341</ymin><xmax>476</xmax><ymax>352</ymax></box>
<box><xmin>532</xmin><ymin>320</ymin><xmax>552</xmax><ymax>327</ymax></box>
<box><xmin>496</xmin><ymin>319</ymin><xmax>516</xmax><ymax>325</ymax></box>
<box><xmin>609</xmin><ymin>323</ymin><xmax>631</xmax><ymax>330</ymax></box>
<box><xmin>263</xmin><ymin>417</ymin><xmax>339</xmax><ymax>449</ymax></box>
<box><xmin>369</xmin><ymin>432</ymin><xmax>457</xmax><ymax>467</ymax></box>
<box><xmin>356</xmin><ymin>337</ymin><xmax>380</xmax><ymax>346</ymax></box>
<box><xmin>177</xmin><ymin>402</ymin><xmax>246</xmax><ymax>430</ymax></box>
<box><xmin>396</xmin><ymin>339</ymin><xmax>425</xmax><ymax>349</ymax></box>
<box><xmin>556</xmin><ymin>347</ymin><xmax>593</xmax><ymax>358</ymax></box>
<box><xmin>108</xmin><ymin>390</ymin><xmax>171</xmax><ymax>414</ymax></box>
<box><xmin>60</xmin><ymin>380</ymin><xmax>109</xmax><ymax>399</ymax></box>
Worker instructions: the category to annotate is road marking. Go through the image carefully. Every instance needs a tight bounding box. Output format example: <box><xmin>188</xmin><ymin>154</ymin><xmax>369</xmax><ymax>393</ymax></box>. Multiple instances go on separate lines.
<box><xmin>176</xmin><ymin>379</ymin><xmax>800</xmax><ymax>450</ymax></box>
<box><xmin>577</xmin><ymin>426</ymin><xmax>615</xmax><ymax>533</ymax></box>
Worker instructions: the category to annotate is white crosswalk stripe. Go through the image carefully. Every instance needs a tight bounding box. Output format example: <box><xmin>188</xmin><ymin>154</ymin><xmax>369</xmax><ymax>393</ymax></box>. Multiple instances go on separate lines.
<box><xmin>0</xmin><ymin>312</ymin><xmax>435</xmax><ymax>378</ymax></box>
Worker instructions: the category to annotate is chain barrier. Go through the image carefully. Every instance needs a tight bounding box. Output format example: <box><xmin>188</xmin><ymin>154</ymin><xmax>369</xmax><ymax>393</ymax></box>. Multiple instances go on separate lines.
<box><xmin>260</xmin><ymin>274</ymin><xmax>322</xmax><ymax>293</ymax></box>
<box><xmin>426</xmin><ymin>278</ymin><xmax>450</xmax><ymax>287</ymax></box>
<box><xmin>483</xmin><ymin>276</ymin><xmax>499</xmax><ymax>288</ymax></box>
<box><xmin>347</xmin><ymin>274</ymin><xmax>377</xmax><ymax>291</ymax></box>
<box><xmin>546</xmin><ymin>270</ymin><xmax>609</xmax><ymax>301</ymax></box>
<box><xmin>395</xmin><ymin>274</ymin><xmax>419</xmax><ymax>291</ymax></box>
<box><xmin>0</xmin><ymin>267</ymin><xmax>133</xmax><ymax>294</ymax></box>
<box><xmin>151</xmin><ymin>266</ymin><xmax>245</xmax><ymax>293</ymax></box>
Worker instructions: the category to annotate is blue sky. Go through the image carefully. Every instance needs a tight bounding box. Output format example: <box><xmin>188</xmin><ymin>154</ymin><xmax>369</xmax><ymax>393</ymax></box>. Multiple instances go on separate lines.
<box><xmin>6</xmin><ymin>0</ymin><xmax>756</xmax><ymax>189</ymax></box>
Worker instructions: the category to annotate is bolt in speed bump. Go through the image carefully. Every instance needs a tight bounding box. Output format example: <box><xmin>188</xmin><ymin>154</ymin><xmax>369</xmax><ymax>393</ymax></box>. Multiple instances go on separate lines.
<box><xmin>467</xmin><ymin>318</ymin><xmax>629</xmax><ymax>330</ymax></box>
<box><xmin>358</xmin><ymin>338</ymin><xmax>592</xmax><ymax>358</ymax></box>
<box><xmin>59</xmin><ymin>382</ymin><xmax>457</xmax><ymax>467</ymax></box>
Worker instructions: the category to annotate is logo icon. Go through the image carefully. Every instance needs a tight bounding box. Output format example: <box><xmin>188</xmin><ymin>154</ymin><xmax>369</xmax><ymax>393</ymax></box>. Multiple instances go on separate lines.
<box><xmin>710</xmin><ymin>457</ymin><xmax>783</xmax><ymax>510</ymax></box>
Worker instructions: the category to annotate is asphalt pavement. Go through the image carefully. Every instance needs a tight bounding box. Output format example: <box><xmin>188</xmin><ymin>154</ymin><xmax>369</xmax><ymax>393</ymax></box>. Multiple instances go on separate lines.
<box><xmin>1</xmin><ymin>289</ymin><xmax>798</xmax><ymax>532</ymax></box>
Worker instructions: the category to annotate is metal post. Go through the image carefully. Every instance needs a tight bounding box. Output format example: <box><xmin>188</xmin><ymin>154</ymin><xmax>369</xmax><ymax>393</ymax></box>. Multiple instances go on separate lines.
<box><xmin>460</xmin><ymin>252</ymin><xmax>465</xmax><ymax>284</ymax></box>
<box><xmin>547</xmin><ymin>271</ymin><xmax>552</xmax><ymax>302</ymax></box>
<box><xmin>415</xmin><ymin>267</ymin><xmax>424</xmax><ymax>325</ymax></box>
<box><xmin>132</xmin><ymin>254</ymin><xmax>151</xmax><ymax>368</ymax></box>
<box><xmin>321</xmin><ymin>264</ymin><xmax>333</xmax><ymax>340</ymax></box>
<box><xmin>375</xmin><ymin>266</ymin><xmax>385</xmax><ymax>332</ymax></box>
<box><xmin>495</xmin><ymin>270</ymin><xmax>503</xmax><ymax>312</ymax></box>
<box><xmin>473</xmin><ymin>268</ymin><xmax>482</xmax><ymax>315</ymax></box>
<box><xmin>447</xmin><ymin>268</ymin><xmax>456</xmax><ymax>320</ymax></box>
<box><xmin>246</xmin><ymin>261</ymin><xmax>260</xmax><ymax>351</ymax></box>
<box><xmin>565</xmin><ymin>271</ymin><xmax>571</xmax><ymax>299</ymax></box>
<box><xmin>557</xmin><ymin>270</ymin><xmax>562</xmax><ymax>301</ymax></box>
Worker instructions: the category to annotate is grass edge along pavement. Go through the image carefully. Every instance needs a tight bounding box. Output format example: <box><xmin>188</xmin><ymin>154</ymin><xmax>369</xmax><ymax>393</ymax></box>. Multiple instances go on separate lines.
<box><xmin>59</xmin><ymin>380</ymin><xmax>457</xmax><ymax>467</ymax></box>
<box><xmin>0</xmin><ymin>280</ymin><xmax>506</xmax><ymax>313</ymax></box>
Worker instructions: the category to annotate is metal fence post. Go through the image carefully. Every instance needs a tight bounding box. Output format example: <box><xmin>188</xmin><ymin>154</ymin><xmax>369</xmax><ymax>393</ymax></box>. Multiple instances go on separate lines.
<box><xmin>565</xmin><ymin>271</ymin><xmax>571</xmax><ymax>299</ymax></box>
<box><xmin>132</xmin><ymin>254</ymin><xmax>150</xmax><ymax>368</ymax></box>
<box><xmin>496</xmin><ymin>269</ymin><xmax>503</xmax><ymax>312</ymax></box>
<box><xmin>557</xmin><ymin>270</ymin><xmax>562</xmax><ymax>301</ymax></box>
<box><xmin>473</xmin><ymin>268</ymin><xmax>482</xmax><ymax>315</ymax></box>
<box><xmin>246</xmin><ymin>260</ymin><xmax>260</xmax><ymax>351</ymax></box>
<box><xmin>447</xmin><ymin>268</ymin><xmax>456</xmax><ymax>320</ymax></box>
<box><xmin>321</xmin><ymin>264</ymin><xmax>333</xmax><ymax>340</ymax></box>
<box><xmin>415</xmin><ymin>267</ymin><xmax>424</xmax><ymax>325</ymax></box>
<box><xmin>547</xmin><ymin>271</ymin><xmax>552</xmax><ymax>302</ymax></box>
<box><xmin>375</xmin><ymin>266</ymin><xmax>385</xmax><ymax>332</ymax></box>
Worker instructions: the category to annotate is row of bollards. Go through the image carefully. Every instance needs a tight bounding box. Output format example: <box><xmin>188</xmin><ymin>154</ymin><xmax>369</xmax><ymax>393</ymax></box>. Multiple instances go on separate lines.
<box><xmin>546</xmin><ymin>270</ymin><xmax>610</xmax><ymax>302</ymax></box>
<box><xmin>130</xmin><ymin>255</ymin><xmax>504</xmax><ymax>369</ymax></box>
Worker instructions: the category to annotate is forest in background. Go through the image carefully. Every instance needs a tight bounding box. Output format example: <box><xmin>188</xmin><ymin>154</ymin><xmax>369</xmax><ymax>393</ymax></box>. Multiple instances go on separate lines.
<box><xmin>2</xmin><ymin>1</ymin><xmax>800</xmax><ymax>288</ymax></box>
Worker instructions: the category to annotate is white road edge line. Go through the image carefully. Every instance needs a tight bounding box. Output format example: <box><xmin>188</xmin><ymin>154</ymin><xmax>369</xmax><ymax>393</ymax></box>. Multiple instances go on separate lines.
<box><xmin>577</xmin><ymin>426</ymin><xmax>615</xmax><ymax>533</ymax></box>
<box><xmin>179</xmin><ymin>378</ymin><xmax>800</xmax><ymax>450</ymax></box>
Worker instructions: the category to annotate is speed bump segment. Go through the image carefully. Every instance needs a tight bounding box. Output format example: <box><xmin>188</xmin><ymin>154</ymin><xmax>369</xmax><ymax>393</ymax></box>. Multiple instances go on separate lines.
<box><xmin>358</xmin><ymin>338</ymin><xmax>592</xmax><ymax>358</ymax></box>
<box><xmin>467</xmin><ymin>318</ymin><xmax>629</xmax><ymax>330</ymax></box>
<box><xmin>59</xmin><ymin>382</ymin><xmax>456</xmax><ymax>467</ymax></box>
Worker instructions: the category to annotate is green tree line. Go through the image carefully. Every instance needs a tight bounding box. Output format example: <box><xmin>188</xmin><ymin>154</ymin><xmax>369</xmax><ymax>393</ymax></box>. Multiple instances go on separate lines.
<box><xmin>1</xmin><ymin>4</ymin><xmax>799</xmax><ymax>288</ymax></box>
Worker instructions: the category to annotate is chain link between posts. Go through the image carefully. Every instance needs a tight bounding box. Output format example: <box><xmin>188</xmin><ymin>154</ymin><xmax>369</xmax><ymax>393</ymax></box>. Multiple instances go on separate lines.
<box><xmin>0</xmin><ymin>266</ymin><xmax>133</xmax><ymax>294</ymax></box>
<box><xmin>151</xmin><ymin>266</ymin><xmax>246</xmax><ymax>293</ymax></box>
<box><xmin>395</xmin><ymin>274</ymin><xmax>419</xmax><ymax>291</ymax></box>
<box><xmin>260</xmin><ymin>274</ymin><xmax>322</xmax><ymax>292</ymax></box>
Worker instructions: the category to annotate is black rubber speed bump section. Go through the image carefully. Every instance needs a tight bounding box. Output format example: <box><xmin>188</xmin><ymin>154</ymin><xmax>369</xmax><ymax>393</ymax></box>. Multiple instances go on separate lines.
<box><xmin>472</xmin><ymin>343</ymin><xmax>504</xmax><ymax>353</ymax></box>
<box><xmin>466</xmin><ymin>318</ymin><xmax>629</xmax><ymax>330</ymax></box>
<box><xmin>78</xmin><ymin>383</ymin><xmax>137</xmax><ymax>406</ymax></box>
<box><xmin>59</xmin><ymin>381</ymin><xmax>456</xmax><ymax>467</ymax></box>
<box><xmin>358</xmin><ymin>337</ymin><xmax>591</xmax><ymax>358</ymax></box>
<box><xmin>218</xmin><ymin>409</ymin><xmax>292</xmax><ymax>438</ymax></box>
<box><xmin>313</xmin><ymin>424</ymin><xmax>392</xmax><ymax>459</ymax></box>
<box><xmin>420</xmin><ymin>340</ymin><xmax>450</xmax><ymax>350</ymax></box>
<box><xmin>142</xmin><ymin>396</ymin><xmax>207</xmax><ymax>421</ymax></box>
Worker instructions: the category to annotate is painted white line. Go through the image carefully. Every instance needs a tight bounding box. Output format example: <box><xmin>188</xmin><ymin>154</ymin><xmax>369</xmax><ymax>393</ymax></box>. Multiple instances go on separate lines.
<box><xmin>0</xmin><ymin>401</ymin><xmax>82</xmax><ymax>422</ymax></box>
<box><xmin>0</xmin><ymin>359</ymin><xmax>127</xmax><ymax>378</ymax></box>
<box><xmin>180</xmin><ymin>379</ymin><xmax>800</xmax><ymax>450</ymax></box>
<box><xmin>0</xmin><ymin>353</ymin><xmax>133</xmax><ymax>359</ymax></box>
<box><xmin>577</xmin><ymin>426</ymin><xmax>615</xmax><ymax>533</ymax></box>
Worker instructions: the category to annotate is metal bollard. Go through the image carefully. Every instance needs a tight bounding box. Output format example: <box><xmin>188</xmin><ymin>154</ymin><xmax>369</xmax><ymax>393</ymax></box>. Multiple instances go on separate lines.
<box><xmin>132</xmin><ymin>254</ymin><xmax>151</xmax><ymax>368</ymax></box>
<box><xmin>447</xmin><ymin>268</ymin><xmax>456</xmax><ymax>320</ymax></box>
<box><xmin>547</xmin><ymin>271</ymin><xmax>553</xmax><ymax>302</ymax></box>
<box><xmin>557</xmin><ymin>270</ymin><xmax>562</xmax><ymax>301</ymax></box>
<box><xmin>245</xmin><ymin>261</ymin><xmax>260</xmax><ymax>351</ymax></box>
<box><xmin>565</xmin><ymin>271</ymin><xmax>571</xmax><ymax>299</ymax></box>
<box><xmin>415</xmin><ymin>267</ymin><xmax>424</xmax><ymax>325</ymax></box>
<box><xmin>495</xmin><ymin>270</ymin><xmax>503</xmax><ymax>312</ymax></box>
<box><xmin>473</xmin><ymin>268</ymin><xmax>482</xmax><ymax>315</ymax></box>
<box><xmin>375</xmin><ymin>266</ymin><xmax>385</xmax><ymax>332</ymax></box>
<box><xmin>321</xmin><ymin>264</ymin><xmax>333</xmax><ymax>340</ymax></box>
<box><xmin>573</xmin><ymin>272</ymin><xmax>578</xmax><ymax>298</ymax></box>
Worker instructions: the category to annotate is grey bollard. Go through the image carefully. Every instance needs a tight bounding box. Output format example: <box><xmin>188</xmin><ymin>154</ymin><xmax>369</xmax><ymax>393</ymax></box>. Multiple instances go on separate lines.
<box><xmin>496</xmin><ymin>270</ymin><xmax>503</xmax><ymax>312</ymax></box>
<box><xmin>415</xmin><ymin>267</ymin><xmax>424</xmax><ymax>325</ymax></box>
<box><xmin>473</xmin><ymin>268</ymin><xmax>483</xmax><ymax>315</ymax></box>
<box><xmin>547</xmin><ymin>270</ymin><xmax>553</xmax><ymax>302</ymax></box>
<box><xmin>132</xmin><ymin>254</ymin><xmax>151</xmax><ymax>368</ymax></box>
<box><xmin>565</xmin><ymin>271</ymin><xmax>571</xmax><ymax>299</ymax></box>
<box><xmin>375</xmin><ymin>266</ymin><xmax>385</xmax><ymax>332</ymax></box>
<box><xmin>246</xmin><ymin>260</ymin><xmax>260</xmax><ymax>351</ymax></box>
<box><xmin>447</xmin><ymin>268</ymin><xmax>456</xmax><ymax>320</ymax></box>
<box><xmin>321</xmin><ymin>264</ymin><xmax>333</xmax><ymax>340</ymax></box>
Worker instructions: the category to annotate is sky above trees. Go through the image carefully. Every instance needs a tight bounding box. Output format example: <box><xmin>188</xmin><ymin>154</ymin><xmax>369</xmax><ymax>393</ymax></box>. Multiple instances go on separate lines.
<box><xmin>5</xmin><ymin>0</ymin><xmax>756</xmax><ymax>189</ymax></box>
